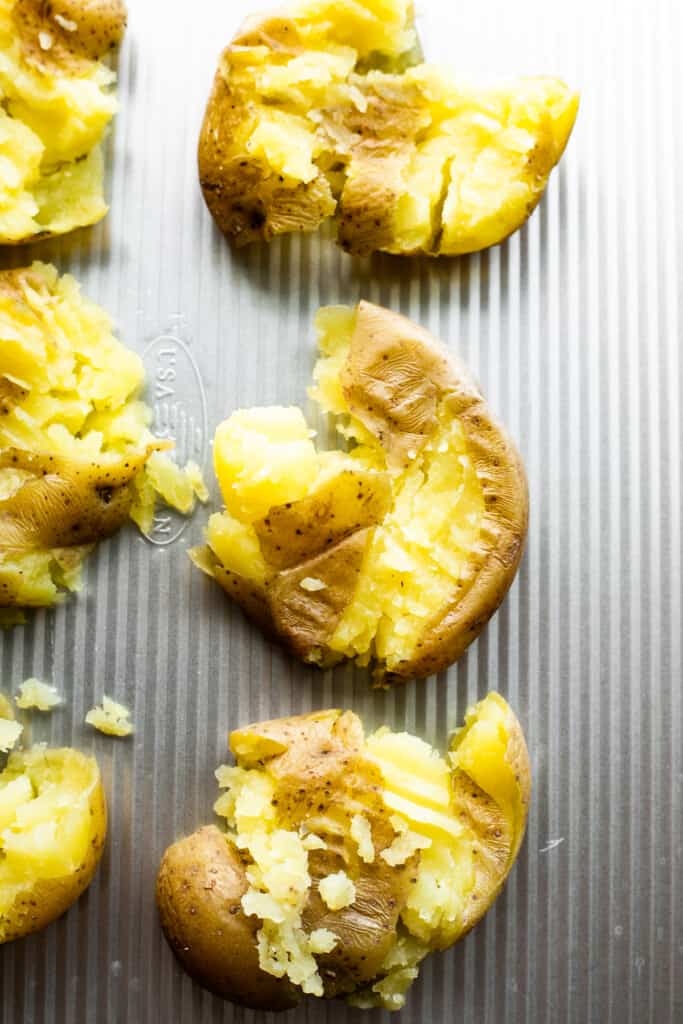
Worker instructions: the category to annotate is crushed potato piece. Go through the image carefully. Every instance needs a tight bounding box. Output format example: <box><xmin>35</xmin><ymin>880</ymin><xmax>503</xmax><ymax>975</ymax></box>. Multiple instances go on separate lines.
<box><xmin>318</xmin><ymin>871</ymin><xmax>356</xmax><ymax>911</ymax></box>
<box><xmin>192</xmin><ymin>695</ymin><xmax>528</xmax><ymax>1011</ymax></box>
<box><xmin>299</xmin><ymin>577</ymin><xmax>326</xmax><ymax>592</ymax></box>
<box><xmin>144</xmin><ymin>452</ymin><xmax>208</xmax><ymax>516</ymax></box>
<box><xmin>85</xmin><ymin>696</ymin><xmax>133</xmax><ymax>737</ymax></box>
<box><xmin>308</xmin><ymin>928</ymin><xmax>338</xmax><ymax>954</ymax></box>
<box><xmin>242</xmin><ymin>888</ymin><xmax>287</xmax><ymax>924</ymax></box>
<box><xmin>381</xmin><ymin>816</ymin><xmax>432</xmax><ymax>866</ymax></box>
<box><xmin>350</xmin><ymin>813</ymin><xmax>375</xmax><ymax>863</ymax></box>
<box><xmin>200</xmin><ymin>0</ymin><xmax>577</xmax><ymax>256</ymax></box>
<box><xmin>15</xmin><ymin>679</ymin><xmax>62</xmax><ymax>712</ymax></box>
<box><xmin>0</xmin><ymin>719</ymin><xmax>23</xmax><ymax>753</ymax></box>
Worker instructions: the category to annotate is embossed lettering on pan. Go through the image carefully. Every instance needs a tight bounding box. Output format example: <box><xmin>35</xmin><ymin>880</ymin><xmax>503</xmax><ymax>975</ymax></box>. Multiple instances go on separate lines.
<box><xmin>142</xmin><ymin>334</ymin><xmax>209</xmax><ymax>546</ymax></box>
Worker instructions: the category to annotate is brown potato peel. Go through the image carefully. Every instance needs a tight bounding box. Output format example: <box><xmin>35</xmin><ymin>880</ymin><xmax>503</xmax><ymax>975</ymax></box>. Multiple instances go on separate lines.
<box><xmin>0</xmin><ymin>445</ymin><xmax>164</xmax><ymax>608</ymax></box>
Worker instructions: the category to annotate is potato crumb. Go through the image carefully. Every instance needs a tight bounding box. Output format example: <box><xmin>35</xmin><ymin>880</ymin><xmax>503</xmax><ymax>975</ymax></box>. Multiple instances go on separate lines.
<box><xmin>185</xmin><ymin>461</ymin><xmax>210</xmax><ymax>502</ymax></box>
<box><xmin>302</xmin><ymin>832</ymin><xmax>326</xmax><ymax>851</ymax></box>
<box><xmin>308</xmin><ymin>928</ymin><xmax>338</xmax><ymax>954</ymax></box>
<box><xmin>300</xmin><ymin>577</ymin><xmax>326</xmax><ymax>592</ymax></box>
<box><xmin>318</xmin><ymin>870</ymin><xmax>356</xmax><ymax>910</ymax></box>
<box><xmin>54</xmin><ymin>14</ymin><xmax>78</xmax><ymax>31</ymax></box>
<box><xmin>242</xmin><ymin>888</ymin><xmax>287</xmax><ymax>924</ymax></box>
<box><xmin>85</xmin><ymin>696</ymin><xmax>133</xmax><ymax>737</ymax></box>
<box><xmin>144</xmin><ymin>452</ymin><xmax>208</xmax><ymax>517</ymax></box>
<box><xmin>15</xmin><ymin>679</ymin><xmax>62</xmax><ymax>712</ymax></box>
<box><xmin>380</xmin><ymin>816</ymin><xmax>431</xmax><ymax>866</ymax></box>
<box><xmin>38</xmin><ymin>30</ymin><xmax>53</xmax><ymax>50</ymax></box>
<box><xmin>350</xmin><ymin>813</ymin><xmax>375</xmax><ymax>863</ymax></box>
<box><xmin>0</xmin><ymin>719</ymin><xmax>23</xmax><ymax>753</ymax></box>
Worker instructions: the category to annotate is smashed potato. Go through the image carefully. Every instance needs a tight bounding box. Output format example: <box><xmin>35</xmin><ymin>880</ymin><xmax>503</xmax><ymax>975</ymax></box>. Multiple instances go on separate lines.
<box><xmin>199</xmin><ymin>0</ymin><xmax>578</xmax><ymax>255</ymax></box>
<box><xmin>0</xmin><ymin>263</ymin><xmax>205</xmax><ymax>620</ymax></box>
<box><xmin>157</xmin><ymin>692</ymin><xmax>530</xmax><ymax>1010</ymax></box>
<box><xmin>191</xmin><ymin>302</ymin><xmax>527</xmax><ymax>683</ymax></box>
<box><xmin>0</xmin><ymin>745</ymin><xmax>106</xmax><ymax>943</ymax></box>
<box><xmin>0</xmin><ymin>0</ymin><xmax>127</xmax><ymax>244</ymax></box>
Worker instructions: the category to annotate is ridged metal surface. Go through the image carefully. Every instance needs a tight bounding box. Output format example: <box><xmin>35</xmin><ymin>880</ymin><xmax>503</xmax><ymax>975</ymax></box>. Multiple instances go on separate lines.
<box><xmin>1</xmin><ymin>0</ymin><xmax>682</xmax><ymax>1020</ymax></box>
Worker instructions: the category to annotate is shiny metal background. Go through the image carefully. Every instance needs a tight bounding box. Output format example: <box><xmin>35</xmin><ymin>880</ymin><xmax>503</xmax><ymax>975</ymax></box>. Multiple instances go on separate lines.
<box><xmin>1</xmin><ymin>0</ymin><xmax>681</xmax><ymax>1020</ymax></box>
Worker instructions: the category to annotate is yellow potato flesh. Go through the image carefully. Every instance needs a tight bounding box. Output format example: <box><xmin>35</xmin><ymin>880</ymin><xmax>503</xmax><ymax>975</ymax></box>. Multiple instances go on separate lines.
<box><xmin>213</xmin><ymin>407</ymin><xmax>321</xmax><ymax>524</ymax></box>
<box><xmin>0</xmin><ymin>0</ymin><xmax>117</xmax><ymax>241</ymax></box>
<box><xmin>209</xmin><ymin>306</ymin><xmax>485</xmax><ymax>671</ymax></box>
<box><xmin>0</xmin><ymin>747</ymin><xmax>100</xmax><ymax>919</ymax></box>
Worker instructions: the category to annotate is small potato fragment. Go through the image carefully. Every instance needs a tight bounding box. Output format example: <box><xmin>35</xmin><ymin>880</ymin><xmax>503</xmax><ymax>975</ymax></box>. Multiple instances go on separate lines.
<box><xmin>0</xmin><ymin>718</ymin><xmax>23</xmax><ymax>752</ymax></box>
<box><xmin>85</xmin><ymin>696</ymin><xmax>133</xmax><ymax>737</ymax></box>
<box><xmin>15</xmin><ymin>679</ymin><xmax>61</xmax><ymax>711</ymax></box>
<box><xmin>156</xmin><ymin>693</ymin><xmax>530</xmax><ymax>1010</ymax></box>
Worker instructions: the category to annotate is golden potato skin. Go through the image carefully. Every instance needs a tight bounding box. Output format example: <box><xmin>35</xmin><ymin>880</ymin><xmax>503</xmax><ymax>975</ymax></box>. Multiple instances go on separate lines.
<box><xmin>340</xmin><ymin>302</ymin><xmax>476</xmax><ymax>470</ymax></box>
<box><xmin>254</xmin><ymin>469</ymin><xmax>392</xmax><ymax>570</ymax></box>
<box><xmin>0</xmin><ymin>750</ymin><xmax>107</xmax><ymax>945</ymax></box>
<box><xmin>0</xmin><ymin>448</ymin><xmax>147</xmax><ymax>551</ymax></box>
<box><xmin>267</xmin><ymin>527</ymin><xmax>374</xmax><ymax>660</ymax></box>
<box><xmin>156</xmin><ymin>826</ymin><xmax>300</xmax><ymax>1011</ymax></box>
<box><xmin>0</xmin><ymin>447</ymin><xmax>160</xmax><ymax>608</ymax></box>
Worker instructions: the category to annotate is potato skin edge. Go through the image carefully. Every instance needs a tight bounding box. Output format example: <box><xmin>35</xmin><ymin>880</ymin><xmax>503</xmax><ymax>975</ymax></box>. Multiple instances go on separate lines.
<box><xmin>449</xmin><ymin>699</ymin><xmax>531</xmax><ymax>943</ymax></box>
<box><xmin>156</xmin><ymin>825</ymin><xmax>300</xmax><ymax>1012</ymax></box>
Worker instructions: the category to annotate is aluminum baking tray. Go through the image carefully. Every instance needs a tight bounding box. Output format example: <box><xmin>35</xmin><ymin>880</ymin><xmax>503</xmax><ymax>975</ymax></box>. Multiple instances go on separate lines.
<box><xmin>1</xmin><ymin>0</ymin><xmax>681</xmax><ymax>1020</ymax></box>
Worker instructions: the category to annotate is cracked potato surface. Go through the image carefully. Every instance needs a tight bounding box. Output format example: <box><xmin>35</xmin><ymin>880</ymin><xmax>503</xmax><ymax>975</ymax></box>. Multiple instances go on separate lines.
<box><xmin>199</xmin><ymin>0</ymin><xmax>578</xmax><ymax>255</ymax></box>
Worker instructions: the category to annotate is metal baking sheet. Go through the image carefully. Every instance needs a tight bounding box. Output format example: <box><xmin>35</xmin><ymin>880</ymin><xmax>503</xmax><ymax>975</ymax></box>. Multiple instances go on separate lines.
<box><xmin>1</xmin><ymin>0</ymin><xmax>681</xmax><ymax>1020</ymax></box>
